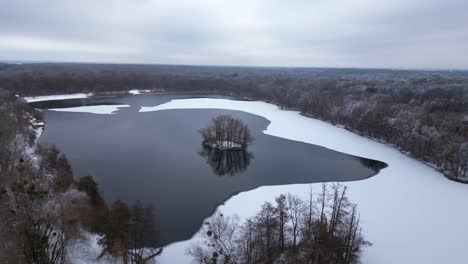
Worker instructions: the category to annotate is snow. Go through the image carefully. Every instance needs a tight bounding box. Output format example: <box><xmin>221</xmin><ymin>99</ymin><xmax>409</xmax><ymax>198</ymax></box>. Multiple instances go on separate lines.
<box><xmin>69</xmin><ymin>231</ymin><xmax>162</xmax><ymax>264</ymax></box>
<box><xmin>25</xmin><ymin>116</ymin><xmax>44</xmax><ymax>167</ymax></box>
<box><xmin>139</xmin><ymin>98</ymin><xmax>468</xmax><ymax>264</ymax></box>
<box><xmin>129</xmin><ymin>89</ymin><xmax>152</xmax><ymax>95</ymax></box>
<box><xmin>23</xmin><ymin>93</ymin><xmax>92</xmax><ymax>103</ymax></box>
<box><xmin>33</xmin><ymin>121</ymin><xmax>44</xmax><ymax>127</ymax></box>
<box><xmin>48</xmin><ymin>105</ymin><xmax>130</xmax><ymax>114</ymax></box>
<box><xmin>69</xmin><ymin>232</ymin><xmax>107</xmax><ymax>264</ymax></box>
<box><xmin>210</xmin><ymin>140</ymin><xmax>243</xmax><ymax>149</ymax></box>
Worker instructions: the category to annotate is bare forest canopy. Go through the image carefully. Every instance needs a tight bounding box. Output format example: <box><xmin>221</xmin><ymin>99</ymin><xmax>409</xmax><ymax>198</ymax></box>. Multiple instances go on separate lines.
<box><xmin>1</xmin><ymin>63</ymin><xmax>468</xmax><ymax>181</ymax></box>
<box><xmin>190</xmin><ymin>184</ymin><xmax>367</xmax><ymax>264</ymax></box>
<box><xmin>0</xmin><ymin>91</ymin><xmax>160</xmax><ymax>263</ymax></box>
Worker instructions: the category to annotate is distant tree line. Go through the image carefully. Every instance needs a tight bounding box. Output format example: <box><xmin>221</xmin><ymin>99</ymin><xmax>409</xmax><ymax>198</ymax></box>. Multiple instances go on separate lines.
<box><xmin>190</xmin><ymin>184</ymin><xmax>368</xmax><ymax>264</ymax></box>
<box><xmin>1</xmin><ymin>63</ymin><xmax>466</xmax><ymax>181</ymax></box>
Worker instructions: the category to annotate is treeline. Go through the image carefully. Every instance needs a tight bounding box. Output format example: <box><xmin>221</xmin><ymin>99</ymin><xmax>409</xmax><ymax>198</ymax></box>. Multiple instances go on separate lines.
<box><xmin>0</xmin><ymin>89</ymin><xmax>160</xmax><ymax>263</ymax></box>
<box><xmin>97</xmin><ymin>199</ymin><xmax>160</xmax><ymax>264</ymax></box>
<box><xmin>190</xmin><ymin>184</ymin><xmax>367</xmax><ymax>264</ymax></box>
<box><xmin>1</xmin><ymin>63</ymin><xmax>467</xmax><ymax>181</ymax></box>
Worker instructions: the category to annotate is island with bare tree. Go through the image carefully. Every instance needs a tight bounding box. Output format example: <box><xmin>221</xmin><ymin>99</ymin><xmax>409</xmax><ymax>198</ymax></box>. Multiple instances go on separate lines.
<box><xmin>200</xmin><ymin>115</ymin><xmax>253</xmax><ymax>150</ymax></box>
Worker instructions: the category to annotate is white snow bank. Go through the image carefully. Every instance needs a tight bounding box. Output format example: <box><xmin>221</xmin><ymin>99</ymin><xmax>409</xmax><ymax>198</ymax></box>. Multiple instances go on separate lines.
<box><xmin>24</xmin><ymin>93</ymin><xmax>92</xmax><ymax>103</ymax></box>
<box><xmin>48</xmin><ymin>104</ymin><xmax>130</xmax><ymax>114</ymax></box>
<box><xmin>209</xmin><ymin>140</ymin><xmax>243</xmax><ymax>149</ymax></box>
<box><xmin>129</xmin><ymin>89</ymin><xmax>152</xmax><ymax>95</ymax></box>
<box><xmin>140</xmin><ymin>98</ymin><xmax>468</xmax><ymax>264</ymax></box>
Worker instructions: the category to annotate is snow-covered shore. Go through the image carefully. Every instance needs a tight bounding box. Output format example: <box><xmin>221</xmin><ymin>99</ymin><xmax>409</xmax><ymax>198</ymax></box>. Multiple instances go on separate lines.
<box><xmin>48</xmin><ymin>105</ymin><xmax>130</xmax><ymax>114</ymax></box>
<box><xmin>23</xmin><ymin>89</ymin><xmax>155</xmax><ymax>103</ymax></box>
<box><xmin>208</xmin><ymin>140</ymin><xmax>243</xmax><ymax>150</ymax></box>
<box><xmin>24</xmin><ymin>93</ymin><xmax>93</xmax><ymax>103</ymax></box>
<box><xmin>138</xmin><ymin>98</ymin><xmax>468</xmax><ymax>264</ymax></box>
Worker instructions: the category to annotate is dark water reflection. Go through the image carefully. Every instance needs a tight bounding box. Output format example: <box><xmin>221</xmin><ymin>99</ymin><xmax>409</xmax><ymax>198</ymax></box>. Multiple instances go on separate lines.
<box><xmin>37</xmin><ymin>94</ymin><xmax>387</xmax><ymax>245</ymax></box>
<box><xmin>199</xmin><ymin>147</ymin><xmax>253</xmax><ymax>177</ymax></box>
<box><xmin>359</xmin><ymin>158</ymin><xmax>388</xmax><ymax>171</ymax></box>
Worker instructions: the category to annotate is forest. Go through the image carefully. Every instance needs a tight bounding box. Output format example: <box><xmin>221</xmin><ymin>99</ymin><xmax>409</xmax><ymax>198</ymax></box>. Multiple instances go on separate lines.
<box><xmin>0</xmin><ymin>89</ymin><xmax>161</xmax><ymax>263</ymax></box>
<box><xmin>190</xmin><ymin>184</ymin><xmax>367</xmax><ymax>264</ymax></box>
<box><xmin>0</xmin><ymin>63</ymin><xmax>467</xmax><ymax>182</ymax></box>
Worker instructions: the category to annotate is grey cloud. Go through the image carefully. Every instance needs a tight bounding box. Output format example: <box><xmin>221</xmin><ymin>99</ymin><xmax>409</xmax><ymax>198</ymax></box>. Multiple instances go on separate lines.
<box><xmin>0</xmin><ymin>0</ymin><xmax>467</xmax><ymax>68</ymax></box>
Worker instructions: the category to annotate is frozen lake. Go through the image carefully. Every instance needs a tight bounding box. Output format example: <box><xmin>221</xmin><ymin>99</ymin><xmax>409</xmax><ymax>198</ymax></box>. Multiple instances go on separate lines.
<box><xmin>35</xmin><ymin>94</ymin><xmax>384</xmax><ymax>245</ymax></box>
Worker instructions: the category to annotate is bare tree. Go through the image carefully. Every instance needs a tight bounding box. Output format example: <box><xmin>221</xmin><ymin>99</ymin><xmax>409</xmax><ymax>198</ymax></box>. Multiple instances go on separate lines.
<box><xmin>275</xmin><ymin>194</ymin><xmax>288</xmax><ymax>252</ymax></box>
<box><xmin>191</xmin><ymin>184</ymin><xmax>369</xmax><ymax>264</ymax></box>
<box><xmin>287</xmin><ymin>193</ymin><xmax>305</xmax><ymax>248</ymax></box>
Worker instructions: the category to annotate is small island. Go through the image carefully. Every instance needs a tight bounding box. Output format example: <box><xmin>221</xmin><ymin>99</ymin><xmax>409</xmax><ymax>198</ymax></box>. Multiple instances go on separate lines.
<box><xmin>200</xmin><ymin>114</ymin><xmax>253</xmax><ymax>150</ymax></box>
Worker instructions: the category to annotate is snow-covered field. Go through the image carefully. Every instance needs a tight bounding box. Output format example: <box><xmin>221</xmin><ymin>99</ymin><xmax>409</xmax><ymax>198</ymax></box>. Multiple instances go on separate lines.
<box><xmin>23</xmin><ymin>93</ymin><xmax>93</xmax><ymax>102</ymax></box>
<box><xmin>38</xmin><ymin>97</ymin><xmax>468</xmax><ymax>263</ymax></box>
<box><xmin>48</xmin><ymin>105</ymin><xmax>130</xmax><ymax>114</ymax></box>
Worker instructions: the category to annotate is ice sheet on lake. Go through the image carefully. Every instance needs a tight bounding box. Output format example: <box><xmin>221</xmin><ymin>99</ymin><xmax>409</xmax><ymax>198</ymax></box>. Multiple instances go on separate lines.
<box><xmin>48</xmin><ymin>104</ymin><xmax>130</xmax><ymax>114</ymax></box>
<box><xmin>24</xmin><ymin>93</ymin><xmax>92</xmax><ymax>102</ymax></box>
<box><xmin>140</xmin><ymin>98</ymin><xmax>468</xmax><ymax>264</ymax></box>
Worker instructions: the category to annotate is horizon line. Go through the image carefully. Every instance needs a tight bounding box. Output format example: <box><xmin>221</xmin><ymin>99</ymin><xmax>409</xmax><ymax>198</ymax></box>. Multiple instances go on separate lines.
<box><xmin>1</xmin><ymin>59</ymin><xmax>467</xmax><ymax>72</ymax></box>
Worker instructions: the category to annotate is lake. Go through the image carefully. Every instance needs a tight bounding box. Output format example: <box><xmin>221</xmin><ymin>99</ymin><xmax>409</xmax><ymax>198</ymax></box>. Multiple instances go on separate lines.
<box><xmin>35</xmin><ymin>94</ymin><xmax>386</xmax><ymax>245</ymax></box>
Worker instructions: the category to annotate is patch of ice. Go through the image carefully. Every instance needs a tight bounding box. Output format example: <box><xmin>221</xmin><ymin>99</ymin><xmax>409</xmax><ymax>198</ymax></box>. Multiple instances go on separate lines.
<box><xmin>48</xmin><ymin>104</ymin><xmax>130</xmax><ymax>114</ymax></box>
<box><xmin>140</xmin><ymin>98</ymin><xmax>468</xmax><ymax>264</ymax></box>
<box><xmin>23</xmin><ymin>93</ymin><xmax>92</xmax><ymax>103</ymax></box>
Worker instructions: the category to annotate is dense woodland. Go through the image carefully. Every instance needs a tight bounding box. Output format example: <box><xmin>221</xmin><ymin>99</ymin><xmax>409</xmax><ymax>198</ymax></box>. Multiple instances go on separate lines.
<box><xmin>190</xmin><ymin>184</ymin><xmax>367</xmax><ymax>264</ymax></box>
<box><xmin>0</xmin><ymin>62</ymin><xmax>467</xmax><ymax>181</ymax></box>
<box><xmin>0</xmin><ymin>90</ymin><xmax>160</xmax><ymax>263</ymax></box>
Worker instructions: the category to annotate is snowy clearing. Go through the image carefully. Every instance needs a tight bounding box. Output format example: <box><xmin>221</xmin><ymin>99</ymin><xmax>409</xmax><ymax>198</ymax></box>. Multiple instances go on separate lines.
<box><xmin>48</xmin><ymin>104</ymin><xmax>130</xmax><ymax>114</ymax></box>
<box><xmin>23</xmin><ymin>93</ymin><xmax>92</xmax><ymax>102</ymax></box>
<box><xmin>140</xmin><ymin>98</ymin><xmax>468</xmax><ymax>264</ymax></box>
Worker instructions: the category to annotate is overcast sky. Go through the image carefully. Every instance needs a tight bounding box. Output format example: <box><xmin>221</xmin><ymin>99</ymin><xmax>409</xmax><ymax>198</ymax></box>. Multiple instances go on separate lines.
<box><xmin>1</xmin><ymin>0</ymin><xmax>467</xmax><ymax>69</ymax></box>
